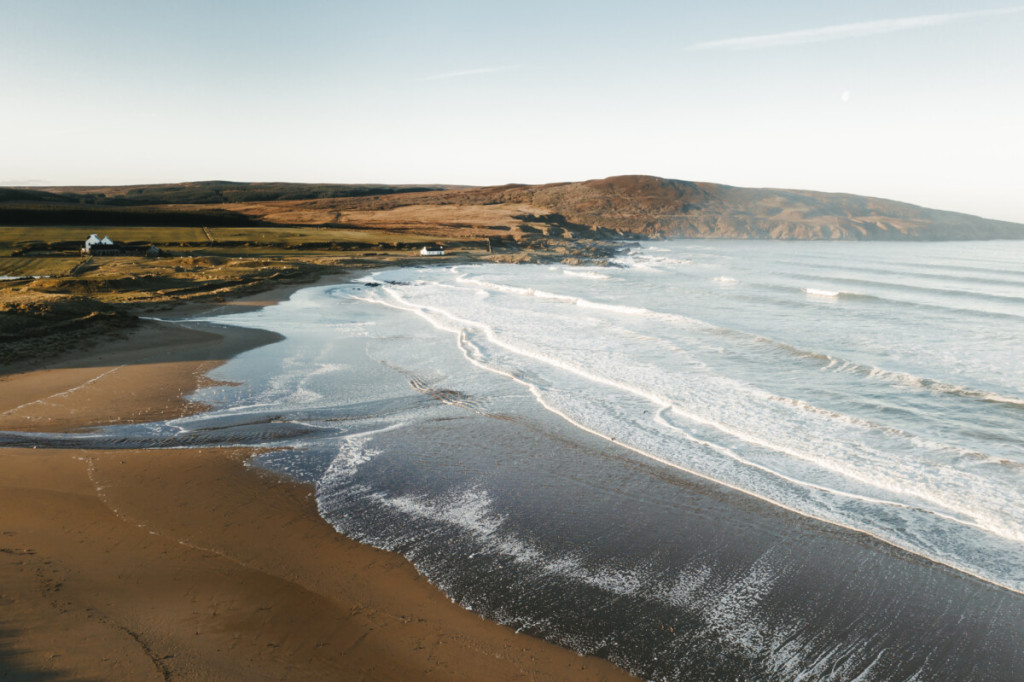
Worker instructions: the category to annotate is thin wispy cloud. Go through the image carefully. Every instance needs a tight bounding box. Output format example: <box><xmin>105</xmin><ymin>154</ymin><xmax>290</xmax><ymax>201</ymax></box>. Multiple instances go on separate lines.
<box><xmin>688</xmin><ymin>6</ymin><xmax>1024</xmax><ymax>51</ymax></box>
<box><xmin>420</xmin><ymin>65</ymin><xmax>521</xmax><ymax>82</ymax></box>
<box><xmin>0</xmin><ymin>178</ymin><xmax>50</xmax><ymax>186</ymax></box>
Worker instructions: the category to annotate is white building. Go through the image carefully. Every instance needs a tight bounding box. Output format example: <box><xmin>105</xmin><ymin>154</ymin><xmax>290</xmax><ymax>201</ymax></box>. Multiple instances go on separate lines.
<box><xmin>83</xmin><ymin>234</ymin><xmax>114</xmax><ymax>252</ymax></box>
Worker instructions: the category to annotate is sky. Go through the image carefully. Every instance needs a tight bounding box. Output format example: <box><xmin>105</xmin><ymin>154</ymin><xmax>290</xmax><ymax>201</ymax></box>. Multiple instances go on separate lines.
<box><xmin>2</xmin><ymin>0</ymin><xmax>1022</xmax><ymax>222</ymax></box>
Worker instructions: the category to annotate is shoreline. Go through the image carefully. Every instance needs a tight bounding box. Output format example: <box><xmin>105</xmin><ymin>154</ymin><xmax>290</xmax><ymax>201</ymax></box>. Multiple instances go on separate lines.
<box><xmin>202</xmin><ymin>257</ymin><xmax>1024</xmax><ymax>680</ymax></box>
<box><xmin>5</xmin><ymin>253</ymin><xmax>1024</xmax><ymax>679</ymax></box>
<box><xmin>0</xmin><ymin>279</ymin><xmax>635</xmax><ymax>680</ymax></box>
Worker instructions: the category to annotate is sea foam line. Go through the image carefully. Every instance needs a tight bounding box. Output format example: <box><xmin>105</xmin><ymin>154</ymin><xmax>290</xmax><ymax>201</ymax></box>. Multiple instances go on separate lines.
<box><xmin>455</xmin><ymin>276</ymin><xmax>1024</xmax><ymax>409</ymax></box>
<box><xmin>811</xmin><ymin>271</ymin><xmax>1024</xmax><ymax>305</ymax></box>
<box><xmin>457</xmin><ymin>275</ymin><xmax>683</xmax><ymax>320</ymax></box>
<box><xmin>460</xmin><ymin>329</ymin><xmax>1024</xmax><ymax>595</ymax></box>
<box><xmin>377</xmin><ymin>286</ymin><xmax>1021</xmax><ymax>535</ymax></box>
<box><xmin>355</xmin><ymin>285</ymin><xmax>1024</xmax><ymax>595</ymax></box>
<box><xmin>386</xmin><ymin>284</ymin><xmax>1022</xmax><ymax>537</ymax></box>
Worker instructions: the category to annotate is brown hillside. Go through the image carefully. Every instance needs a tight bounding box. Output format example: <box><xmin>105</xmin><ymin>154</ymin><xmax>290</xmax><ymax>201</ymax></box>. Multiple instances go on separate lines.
<box><xmin>6</xmin><ymin>176</ymin><xmax>1023</xmax><ymax>241</ymax></box>
<box><xmin>474</xmin><ymin>176</ymin><xmax>1024</xmax><ymax>240</ymax></box>
<box><xmin>199</xmin><ymin>175</ymin><xmax>1024</xmax><ymax>241</ymax></box>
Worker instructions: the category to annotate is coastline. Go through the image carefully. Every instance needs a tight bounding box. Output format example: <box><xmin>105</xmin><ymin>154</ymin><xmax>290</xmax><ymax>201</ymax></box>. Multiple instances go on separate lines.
<box><xmin>0</xmin><ymin>280</ymin><xmax>634</xmax><ymax>680</ymax></box>
<box><xmin>8</xmin><ymin>244</ymin><xmax>1024</xmax><ymax>680</ymax></box>
<box><xmin>194</xmin><ymin>255</ymin><xmax>1024</xmax><ymax>680</ymax></box>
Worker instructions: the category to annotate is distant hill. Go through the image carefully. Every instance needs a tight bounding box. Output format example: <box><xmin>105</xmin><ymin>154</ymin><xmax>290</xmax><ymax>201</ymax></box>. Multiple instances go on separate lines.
<box><xmin>454</xmin><ymin>176</ymin><xmax>1024</xmax><ymax>240</ymax></box>
<box><xmin>3</xmin><ymin>176</ymin><xmax>1022</xmax><ymax>240</ymax></box>
<box><xmin>0</xmin><ymin>181</ymin><xmax>458</xmax><ymax>206</ymax></box>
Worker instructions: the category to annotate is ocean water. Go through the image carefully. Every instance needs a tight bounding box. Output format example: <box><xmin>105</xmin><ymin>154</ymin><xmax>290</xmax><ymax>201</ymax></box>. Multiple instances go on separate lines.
<box><xmin>7</xmin><ymin>240</ymin><xmax>1024</xmax><ymax>679</ymax></box>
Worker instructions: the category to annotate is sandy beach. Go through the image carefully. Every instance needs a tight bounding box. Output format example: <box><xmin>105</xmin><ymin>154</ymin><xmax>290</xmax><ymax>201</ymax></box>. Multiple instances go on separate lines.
<box><xmin>5</xmin><ymin>250</ymin><xmax>1024</xmax><ymax>681</ymax></box>
<box><xmin>0</xmin><ymin>313</ymin><xmax>633</xmax><ymax>680</ymax></box>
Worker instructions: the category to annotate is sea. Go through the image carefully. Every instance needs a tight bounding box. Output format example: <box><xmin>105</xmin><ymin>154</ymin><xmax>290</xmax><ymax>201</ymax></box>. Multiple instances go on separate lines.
<box><xmin>8</xmin><ymin>239</ymin><xmax>1024</xmax><ymax>680</ymax></box>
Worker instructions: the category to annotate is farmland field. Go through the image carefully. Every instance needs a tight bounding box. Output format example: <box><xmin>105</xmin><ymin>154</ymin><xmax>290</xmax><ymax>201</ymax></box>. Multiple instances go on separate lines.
<box><xmin>0</xmin><ymin>225</ymin><xmax>445</xmax><ymax>252</ymax></box>
<box><xmin>0</xmin><ymin>256</ymin><xmax>82</xmax><ymax>277</ymax></box>
<box><xmin>0</xmin><ymin>226</ymin><xmax>209</xmax><ymax>253</ymax></box>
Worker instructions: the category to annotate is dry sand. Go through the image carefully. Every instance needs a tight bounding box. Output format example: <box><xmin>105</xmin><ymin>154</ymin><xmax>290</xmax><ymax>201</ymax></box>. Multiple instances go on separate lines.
<box><xmin>0</xmin><ymin>318</ymin><xmax>633</xmax><ymax>680</ymax></box>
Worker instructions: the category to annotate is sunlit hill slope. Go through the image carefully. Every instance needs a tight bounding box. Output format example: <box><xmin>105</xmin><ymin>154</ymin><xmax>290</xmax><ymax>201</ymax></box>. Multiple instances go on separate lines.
<box><xmin>3</xmin><ymin>175</ymin><xmax>1022</xmax><ymax>241</ymax></box>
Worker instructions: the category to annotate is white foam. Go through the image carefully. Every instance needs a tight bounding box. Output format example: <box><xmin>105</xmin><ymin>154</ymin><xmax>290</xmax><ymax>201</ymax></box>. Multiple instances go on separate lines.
<box><xmin>377</xmin><ymin>488</ymin><xmax>505</xmax><ymax>538</ymax></box>
<box><xmin>458</xmin><ymin>274</ymin><xmax>703</xmax><ymax>326</ymax></box>
<box><xmin>324</xmin><ymin>422</ymin><xmax>407</xmax><ymax>478</ymax></box>
<box><xmin>133</xmin><ymin>241</ymin><xmax>1024</xmax><ymax>679</ymax></box>
<box><xmin>361</xmin><ymin>481</ymin><xmax>691</xmax><ymax>605</ymax></box>
<box><xmin>355</xmin><ymin>268</ymin><xmax>1024</xmax><ymax>594</ymax></box>
<box><xmin>309</xmin><ymin>362</ymin><xmax>349</xmax><ymax>376</ymax></box>
<box><xmin>562</xmin><ymin>268</ymin><xmax>611</xmax><ymax>280</ymax></box>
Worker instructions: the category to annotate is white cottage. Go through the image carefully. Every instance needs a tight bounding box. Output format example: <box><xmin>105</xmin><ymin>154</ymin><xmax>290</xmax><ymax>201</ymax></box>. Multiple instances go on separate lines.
<box><xmin>420</xmin><ymin>244</ymin><xmax>445</xmax><ymax>256</ymax></box>
<box><xmin>83</xmin><ymin>234</ymin><xmax>114</xmax><ymax>253</ymax></box>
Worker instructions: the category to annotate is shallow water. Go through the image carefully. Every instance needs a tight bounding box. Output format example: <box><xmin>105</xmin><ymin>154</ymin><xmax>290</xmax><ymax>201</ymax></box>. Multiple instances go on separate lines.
<box><xmin>6</xmin><ymin>240</ymin><xmax>1024</xmax><ymax>680</ymax></box>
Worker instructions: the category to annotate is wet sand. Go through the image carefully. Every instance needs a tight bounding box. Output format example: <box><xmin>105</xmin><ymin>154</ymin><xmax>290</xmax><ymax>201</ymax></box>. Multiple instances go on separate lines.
<box><xmin>6</xmin><ymin>276</ymin><xmax>1024</xmax><ymax>680</ymax></box>
<box><xmin>0</xmin><ymin>318</ymin><xmax>633</xmax><ymax>680</ymax></box>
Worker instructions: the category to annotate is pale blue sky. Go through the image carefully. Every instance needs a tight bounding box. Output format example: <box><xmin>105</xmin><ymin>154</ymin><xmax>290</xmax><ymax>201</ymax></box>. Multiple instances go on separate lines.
<box><xmin>2</xmin><ymin>1</ymin><xmax>1022</xmax><ymax>222</ymax></box>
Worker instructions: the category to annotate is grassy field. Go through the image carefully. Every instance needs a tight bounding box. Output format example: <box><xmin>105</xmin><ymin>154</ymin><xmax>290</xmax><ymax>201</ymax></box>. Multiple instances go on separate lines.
<box><xmin>0</xmin><ymin>256</ymin><xmax>82</xmax><ymax>277</ymax></box>
<box><xmin>0</xmin><ymin>227</ymin><xmax>209</xmax><ymax>254</ymax></box>
<box><xmin>0</xmin><ymin>225</ymin><xmax>464</xmax><ymax>276</ymax></box>
<box><xmin>206</xmin><ymin>226</ymin><xmax>444</xmax><ymax>246</ymax></box>
<box><xmin>1</xmin><ymin>225</ymin><xmax>449</xmax><ymax>249</ymax></box>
